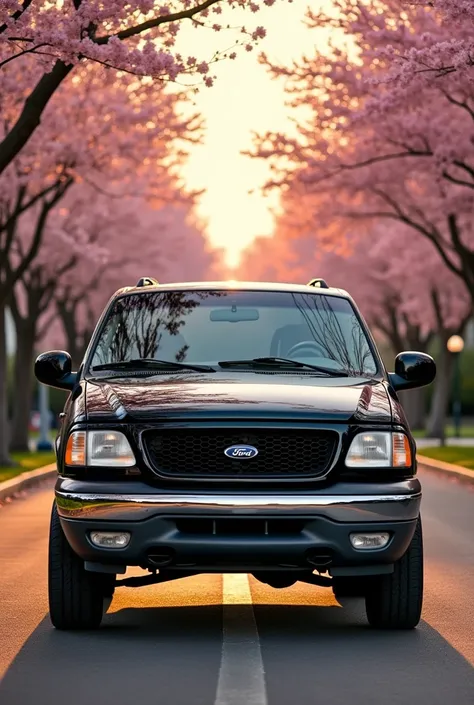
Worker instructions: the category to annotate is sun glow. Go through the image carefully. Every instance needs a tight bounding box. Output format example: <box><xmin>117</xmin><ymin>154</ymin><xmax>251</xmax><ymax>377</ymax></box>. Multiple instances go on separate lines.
<box><xmin>175</xmin><ymin>3</ymin><xmax>335</xmax><ymax>267</ymax></box>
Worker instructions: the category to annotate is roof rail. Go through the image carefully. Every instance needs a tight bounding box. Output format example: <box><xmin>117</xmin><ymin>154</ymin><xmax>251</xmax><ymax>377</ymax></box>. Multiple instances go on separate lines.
<box><xmin>307</xmin><ymin>278</ymin><xmax>329</xmax><ymax>289</ymax></box>
<box><xmin>136</xmin><ymin>277</ymin><xmax>160</xmax><ymax>288</ymax></box>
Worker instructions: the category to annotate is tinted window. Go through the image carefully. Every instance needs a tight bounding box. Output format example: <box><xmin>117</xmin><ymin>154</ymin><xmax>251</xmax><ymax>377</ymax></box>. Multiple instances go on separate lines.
<box><xmin>90</xmin><ymin>290</ymin><xmax>378</xmax><ymax>376</ymax></box>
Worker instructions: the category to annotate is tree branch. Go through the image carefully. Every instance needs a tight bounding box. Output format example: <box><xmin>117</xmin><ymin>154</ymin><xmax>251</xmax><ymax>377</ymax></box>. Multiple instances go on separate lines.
<box><xmin>335</xmin><ymin>148</ymin><xmax>432</xmax><ymax>172</ymax></box>
<box><xmin>0</xmin><ymin>184</ymin><xmax>26</xmax><ymax>270</ymax></box>
<box><xmin>1</xmin><ymin>177</ymin><xmax>73</xmax><ymax>299</ymax></box>
<box><xmin>442</xmin><ymin>171</ymin><xmax>474</xmax><ymax>190</ymax></box>
<box><xmin>0</xmin><ymin>179</ymin><xmax>63</xmax><ymax>239</ymax></box>
<box><xmin>441</xmin><ymin>91</ymin><xmax>474</xmax><ymax>123</ymax></box>
<box><xmin>0</xmin><ymin>44</ymin><xmax>48</xmax><ymax>69</ymax></box>
<box><xmin>430</xmin><ymin>289</ymin><xmax>444</xmax><ymax>333</ymax></box>
<box><xmin>452</xmin><ymin>159</ymin><xmax>474</xmax><ymax>181</ymax></box>
<box><xmin>0</xmin><ymin>60</ymin><xmax>73</xmax><ymax>175</ymax></box>
<box><xmin>0</xmin><ymin>0</ymin><xmax>33</xmax><ymax>36</ymax></box>
<box><xmin>342</xmin><ymin>198</ymin><xmax>464</xmax><ymax>281</ymax></box>
<box><xmin>95</xmin><ymin>0</ymin><xmax>220</xmax><ymax>44</ymax></box>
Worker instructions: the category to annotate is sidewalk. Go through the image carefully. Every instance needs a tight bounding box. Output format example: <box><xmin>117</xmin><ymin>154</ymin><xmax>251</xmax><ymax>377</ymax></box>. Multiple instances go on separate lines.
<box><xmin>415</xmin><ymin>437</ymin><xmax>474</xmax><ymax>448</ymax></box>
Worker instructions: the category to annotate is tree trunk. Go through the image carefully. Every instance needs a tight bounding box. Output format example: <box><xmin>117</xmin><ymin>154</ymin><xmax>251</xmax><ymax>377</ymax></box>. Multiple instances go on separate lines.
<box><xmin>0</xmin><ymin>305</ymin><xmax>12</xmax><ymax>464</ymax></box>
<box><xmin>399</xmin><ymin>387</ymin><xmax>426</xmax><ymax>431</ymax></box>
<box><xmin>0</xmin><ymin>61</ymin><xmax>73</xmax><ymax>175</ymax></box>
<box><xmin>426</xmin><ymin>346</ymin><xmax>454</xmax><ymax>439</ymax></box>
<box><xmin>9</xmin><ymin>320</ymin><xmax>36</xmax><ymax>452</ymax></box>
<box><xmin>56</xmin><ymin>299</ymin><xmax>89</xmax><ymax>367</ymax></box>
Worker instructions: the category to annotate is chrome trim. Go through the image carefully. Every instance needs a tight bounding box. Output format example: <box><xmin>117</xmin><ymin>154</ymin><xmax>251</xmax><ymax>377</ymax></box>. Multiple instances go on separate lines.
<box><xmin>56</xmin><ymin>490</ymin><xmax>421</xmax><ymax>523</ymax></box>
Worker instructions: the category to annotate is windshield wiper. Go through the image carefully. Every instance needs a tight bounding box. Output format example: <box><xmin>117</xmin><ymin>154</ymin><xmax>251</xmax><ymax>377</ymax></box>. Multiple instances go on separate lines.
<box><xmin>218</xmin><ymin>357</ymin><xmax>348</xmax><ymax>376</ymax></box>
<box><xmin>92</xmin><ymin>358</ymin><xmax>215</xmax><ymax>373</ymax></box>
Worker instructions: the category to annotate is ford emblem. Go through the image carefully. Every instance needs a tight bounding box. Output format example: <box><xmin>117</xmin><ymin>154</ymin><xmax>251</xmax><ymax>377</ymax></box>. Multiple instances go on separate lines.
<box><xmin>224</xmin><ymin>445</ymin><xmax>259</xmax><ymax>459</ymax></box>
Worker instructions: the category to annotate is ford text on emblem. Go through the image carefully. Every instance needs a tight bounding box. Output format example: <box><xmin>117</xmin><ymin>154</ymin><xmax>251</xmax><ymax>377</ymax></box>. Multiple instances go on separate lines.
<box><xmin>224</xmin><ymin>445</ymin><xmax>259</xmax><ymax>459</ymax></box>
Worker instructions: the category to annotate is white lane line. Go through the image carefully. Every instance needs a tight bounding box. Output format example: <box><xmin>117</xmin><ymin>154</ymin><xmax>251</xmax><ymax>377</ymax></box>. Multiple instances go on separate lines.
<box><xmin>215</xmin><ymin>574</ymin><xmax>267</xmax><ymax>705</ymax></box>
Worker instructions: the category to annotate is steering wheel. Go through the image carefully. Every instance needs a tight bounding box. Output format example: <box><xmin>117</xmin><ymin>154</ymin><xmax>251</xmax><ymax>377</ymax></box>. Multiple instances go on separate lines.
<box><xmin>286</xmin><ymin>341</ymin><xmax>326</xmax><ymax>358</ymax></box>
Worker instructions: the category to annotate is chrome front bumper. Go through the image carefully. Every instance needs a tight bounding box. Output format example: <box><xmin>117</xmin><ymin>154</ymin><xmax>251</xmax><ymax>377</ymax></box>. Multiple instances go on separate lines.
<box><xmin>55</xmin><ymin>482</ymin><xmax>421</xmax><ymax>523</ymax></box>
<box><xmin>56</xmin><ymin>478</ymin><xmax>421</xmax><ymax>572</ymax></box>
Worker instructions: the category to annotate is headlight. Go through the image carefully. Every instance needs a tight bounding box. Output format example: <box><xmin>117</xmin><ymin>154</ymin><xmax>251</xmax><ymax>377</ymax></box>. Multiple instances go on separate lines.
<box><xmin>345</xmin><ymin>432</ymin><xmax>411</xmax><ymax>468</ymax></box>
<box><xmin>65</xmin><ymin>430</ymin><xmax>135</xmax><ymax>467</ymax></box>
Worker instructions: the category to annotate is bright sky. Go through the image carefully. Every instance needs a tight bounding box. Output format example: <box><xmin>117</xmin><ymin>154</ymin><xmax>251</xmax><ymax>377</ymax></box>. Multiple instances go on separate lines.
<box><xmin>176</xmin><ymin>3</ymin><xmax>328</xmax><ymax>267</ymax></box>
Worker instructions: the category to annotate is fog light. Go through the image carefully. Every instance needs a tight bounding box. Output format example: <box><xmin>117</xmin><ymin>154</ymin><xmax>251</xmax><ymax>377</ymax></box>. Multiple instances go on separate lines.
<box><xmin>90</xmin><ymin>531</ymin><xmax>131</xmax><ymax>548</ymax></box>
<box><xmin>350</xmin><ymin>532</ymin><xmax>390</xmax><ymax>550</ymax></box>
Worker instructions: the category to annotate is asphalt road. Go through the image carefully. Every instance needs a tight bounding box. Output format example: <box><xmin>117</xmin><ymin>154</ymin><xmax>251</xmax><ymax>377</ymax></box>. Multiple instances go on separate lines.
<box><xmin>0</xmin><ymin>467</ymin><xmax>473</xmax><ymax>705</ymax></box>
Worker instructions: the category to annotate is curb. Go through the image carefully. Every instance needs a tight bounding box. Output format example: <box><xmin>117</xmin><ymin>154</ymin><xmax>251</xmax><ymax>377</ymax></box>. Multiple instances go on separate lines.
<box><xmin>0</xmin><ymin>464</ymin><xmax>57</xmax><ymax>502</ymax></box>
<box><xmin>417</xmin><ymin>454</ymin><xmax>474</xmax><ymax>484</ymax></box>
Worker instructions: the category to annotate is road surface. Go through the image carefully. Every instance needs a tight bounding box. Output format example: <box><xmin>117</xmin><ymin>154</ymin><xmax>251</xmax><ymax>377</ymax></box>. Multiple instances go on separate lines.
<box><xmin>0</xmin><ymin>467</ymin><xmax>473</xmax><ymax>705</ymax></box>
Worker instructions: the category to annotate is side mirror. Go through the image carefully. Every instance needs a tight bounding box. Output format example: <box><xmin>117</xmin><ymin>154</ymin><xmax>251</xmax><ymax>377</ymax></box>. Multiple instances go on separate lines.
<box><xmin>388</xmin><ymin>351</ymin><xmax>436</xmax><ymax>392</ymax></box>
<box><xmin>35</xmin><ymin>351</ymin><xmax>77</xmax><ymax>391</ymax></box>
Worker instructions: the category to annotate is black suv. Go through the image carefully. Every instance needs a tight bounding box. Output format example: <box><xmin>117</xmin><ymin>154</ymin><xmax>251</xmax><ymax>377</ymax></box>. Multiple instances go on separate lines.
<box><xmin>35</xmin><ymin>278</ymin><xmax>435</xmax><ymax>631</ymax></box>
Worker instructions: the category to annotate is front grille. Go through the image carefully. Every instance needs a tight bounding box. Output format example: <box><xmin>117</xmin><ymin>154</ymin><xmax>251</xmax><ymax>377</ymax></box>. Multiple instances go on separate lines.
<box><xmin>143</xmin><ymin>428</ymin><xmax>338</xmax><ymax>480</ymax></box>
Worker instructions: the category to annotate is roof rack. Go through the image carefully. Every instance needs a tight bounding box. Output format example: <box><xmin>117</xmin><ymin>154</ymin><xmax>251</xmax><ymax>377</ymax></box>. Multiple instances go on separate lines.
<box><xmin>307</xmin><ymin>278</ymin><xmax>329</xmax><ymax>289</ymax></box>
<box><xmin>136</xmin><ymin>277</ymin><xmax>160</xmax><ymax>288</ymax></box>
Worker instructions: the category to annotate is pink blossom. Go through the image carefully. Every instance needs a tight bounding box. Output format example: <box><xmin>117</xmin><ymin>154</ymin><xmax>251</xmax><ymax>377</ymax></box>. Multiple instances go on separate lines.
<box><xmin>252</xmin><ymin>26</ymin><xmax>266</xmax><ymax>40</ymax></box>
<box><xmin>0</xmin><ymin>0</ymin><xmax>283</xmax><ymax>176</ymax></box>
<box><xmin>248</xmin><ymin>0</ymin><xmax>474</xmax><ymax>306</ymax></box>
<box><xmin>0</xmin><ymin>1</ymin><xmax>280</xmax><ymax>92</ymax></box>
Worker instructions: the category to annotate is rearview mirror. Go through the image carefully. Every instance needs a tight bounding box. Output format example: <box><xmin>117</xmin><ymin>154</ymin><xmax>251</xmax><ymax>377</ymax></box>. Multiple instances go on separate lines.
<box><xmin>210</xmin><ymin>308</ymin><xmax>259</xmax><ymax>322</ymax></box>
<box><xmin>35</xmin><ymin>350</ymin><xmax>77</xmax><ymax>391</ymax></box>
<box><xmin>388</xmin><ymin>351</ymin><xmax>436</xmax><ymax>392</ymax></box>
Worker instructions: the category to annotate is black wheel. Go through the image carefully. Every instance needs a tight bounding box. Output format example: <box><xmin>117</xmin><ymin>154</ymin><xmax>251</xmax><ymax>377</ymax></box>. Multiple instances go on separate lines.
<box><xmin>365</xmin><ymin>517</ymin><xmax>423</xmax><ymax>629</ymax></box>
<box><xmin>332</xmin><ymin>576</ymin><xmax>368</xmax><ymax>599</ymax></box>
<box><xmin>49</xmin><ymin>501</ymin><xmax>115</xmax><ymax>630</ymax></box>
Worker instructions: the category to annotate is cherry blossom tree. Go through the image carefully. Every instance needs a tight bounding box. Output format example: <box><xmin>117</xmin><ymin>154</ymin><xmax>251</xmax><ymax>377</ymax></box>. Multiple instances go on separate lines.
<box><xmin>0</xmin><ymin>62</ymin><xmax>198</xmax><ymax>463</ymax></box>
<box><xmin>0</xmin><ymin>60</ymin><xmax>196</xmax><ymax>305</ymax></box>
<box><xmin>361</xmin><ymin>1</ymin><xmax>474</xmax><ymax>86</ymax></box>
<box><xmin>0</xmin><ymin>0</ymin><xmax>280</xmax><ymax>173</ymax></box>
<box><xmin>8</xmin><ymin>187</ymin><xmax>221</xmax><ymax>452</ymax></box>
<box><xmin>252</xmin><ymin>1</ymin><xmax>474</xmax><ymax>305</ymax></box>
<box><xmin>8</xmin><ymin>173</ymin><xmax>215</xmax><ymax>452</ymax></box>
<box><xmin>7</xmin><ymin>187</ymin><xmax>111</xmax><ymax>451</ymax></box>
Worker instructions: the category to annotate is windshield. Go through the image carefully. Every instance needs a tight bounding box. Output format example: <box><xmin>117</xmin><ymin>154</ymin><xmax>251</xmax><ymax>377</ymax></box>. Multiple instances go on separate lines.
<box><xmin>89</xmin><ymin>290</ymin><xmax>378</xmax><ymax>376</ymax></box>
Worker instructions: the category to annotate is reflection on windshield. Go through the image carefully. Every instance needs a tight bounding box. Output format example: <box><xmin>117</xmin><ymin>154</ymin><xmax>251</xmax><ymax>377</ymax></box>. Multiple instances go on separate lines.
<box><xmin>90</xmin><ymin>290</ymin><xmax>377</xmax><ymax>376</ymax></box>
<box><xmin>93</xmin><ymin>292</ymin><xmax>211</xmax><ymax>367</ymax></box>
<box><xmin>291</xmin><ymin>293</ymin><xmax>375</xmax><ymax>376</ymax></box>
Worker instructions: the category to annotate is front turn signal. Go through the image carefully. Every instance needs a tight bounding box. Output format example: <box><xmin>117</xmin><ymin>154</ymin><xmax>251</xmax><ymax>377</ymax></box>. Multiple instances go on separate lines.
<box><xmin>65</xmin><ymin>431</ymin><xmax>86</xmax><ymax>466</ymax></box>
<box><xmin>392</xmin><ymin>432</ymin><xmax>412</xmax><ymax>468</ymax></box>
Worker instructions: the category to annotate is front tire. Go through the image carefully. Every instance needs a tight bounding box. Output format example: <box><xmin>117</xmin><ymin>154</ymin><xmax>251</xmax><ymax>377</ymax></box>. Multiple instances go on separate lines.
<box><xmin>49</xmin><ymin>502</ymin><xmax>114</xmax><ymax>630</ymax></box>
<box><xmin>365</xmin><ymin>517</ymin><xmax>423</xmax><ymax>629</ymax></box>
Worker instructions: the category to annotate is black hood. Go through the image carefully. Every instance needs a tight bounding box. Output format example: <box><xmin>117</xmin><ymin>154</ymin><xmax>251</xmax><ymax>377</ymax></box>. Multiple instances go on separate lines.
<box><xmin>84</xmin><ymin>372</ymin><xmax>392</xmax><ymax>424</ymax></box>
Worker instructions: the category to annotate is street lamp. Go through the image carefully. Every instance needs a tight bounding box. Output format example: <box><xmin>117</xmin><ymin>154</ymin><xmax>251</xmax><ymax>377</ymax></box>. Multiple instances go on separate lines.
<box><xmin>447</xmin><ymin>334</ymin><xmax>464</xmax><ymax>438</ymax></box>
